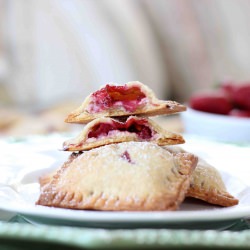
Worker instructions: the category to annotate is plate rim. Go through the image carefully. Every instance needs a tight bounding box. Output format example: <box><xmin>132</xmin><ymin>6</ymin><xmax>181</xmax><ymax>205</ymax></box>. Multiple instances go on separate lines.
<box><xmin>0</xmin><ymin>202</ymin><xmax>250</xmax><ymax>224</ymax></box>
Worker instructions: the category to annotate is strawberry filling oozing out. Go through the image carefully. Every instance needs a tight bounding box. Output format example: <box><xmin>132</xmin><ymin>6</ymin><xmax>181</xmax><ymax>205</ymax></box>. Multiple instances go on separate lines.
<box><xmin>87</xmin><ymin>85</ymin><xmax>146</xmax><ymax>113</ymax></box>
<box><xmin>87</xmin><ymin>118</ymin><xmax>154</xmax><ymax>140</ymax></box>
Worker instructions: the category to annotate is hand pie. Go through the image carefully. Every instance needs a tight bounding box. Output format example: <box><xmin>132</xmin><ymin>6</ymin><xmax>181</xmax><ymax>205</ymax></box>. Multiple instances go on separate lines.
<box><xmin>63</xmin><ymin>116</ymin><xmax>185</xmax><ymax>151</ymax></box>
<box><xmin>65</xmin><ymin>81</ymin><xmax>186</xmax><ymax>124</ymax></box>
<box><xmin>186</xmin><ymin>159</ymin><xmax>239</xmax><ymax>207</ymax></box>
<box><xmin>36</xmin><ymin>142</ymin><xmax>197</xmax><ymax>211</ymax></box>
<box><xmin>164</xmin><ymin>146</ymin><xmax>239</xmax><ymax>207</ymax></box>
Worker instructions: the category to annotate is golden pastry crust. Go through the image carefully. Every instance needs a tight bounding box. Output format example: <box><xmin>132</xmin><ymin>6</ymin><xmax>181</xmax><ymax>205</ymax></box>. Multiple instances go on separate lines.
<box><xmin>63</xmin><ymin>116</ymin><xmax>185</xmax><ymax>151</ymax></box>
<box><xmin>65</xmin><ymin>81</ymin><xmax>186</xmax><ymax>124</ymax></box>
<box><xmin>164</xmin><ymin>146</ymin><xmax>239</xmax><ymax>207</ymax></box>
<box><xmin>36</xmin><ymin>142</ymin><xmax>197</xmax><ymax>211</ymax></box>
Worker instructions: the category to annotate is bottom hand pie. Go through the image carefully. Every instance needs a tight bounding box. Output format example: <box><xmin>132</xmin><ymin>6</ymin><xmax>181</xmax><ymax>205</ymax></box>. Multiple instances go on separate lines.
<box><xmin>37</xmin><ymin>142</ymin><xmax>197</xmax><ymax>211</ymax></box>
<box><xmin>165</xmin><ymin>146</ymin><xmax>239</xmax><ymax>207</ymax></box>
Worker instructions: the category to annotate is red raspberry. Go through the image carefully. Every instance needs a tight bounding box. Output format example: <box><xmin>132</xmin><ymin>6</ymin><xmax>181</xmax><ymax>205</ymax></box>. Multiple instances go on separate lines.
<box><xmin>221</xmin><ymin>82</ymin><xmax>250</xmax><ymax>111</ymax></box>
<box><xmin>189</xmin><ymin>91</ymin><xmax>232</xmax><ymax>115</ymax></box>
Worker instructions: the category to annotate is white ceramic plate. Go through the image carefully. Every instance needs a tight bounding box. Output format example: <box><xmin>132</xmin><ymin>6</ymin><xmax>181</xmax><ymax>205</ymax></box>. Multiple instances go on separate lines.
<box><xmin>0</xmin><ymin>134</ymin><xmax>249</xmax><ymax>229</ymax></box>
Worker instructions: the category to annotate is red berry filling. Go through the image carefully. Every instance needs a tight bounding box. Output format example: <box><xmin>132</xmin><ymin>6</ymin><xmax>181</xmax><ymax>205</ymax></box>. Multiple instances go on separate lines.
<box><xmin>88</xmin><ymin>85</ymin><xmax>146</xmax><ymax>112</ymax></box>
<box><xmin>87</xmin><ymin>118</ymin><xmax>154</xmax><ymax>140</ymax></box>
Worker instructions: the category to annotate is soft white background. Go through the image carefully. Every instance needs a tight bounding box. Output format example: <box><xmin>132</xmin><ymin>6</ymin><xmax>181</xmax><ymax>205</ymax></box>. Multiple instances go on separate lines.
<box><xmin>2</xmin><ymin>0</ymin><xmax>250</xmax><ymax>108</ymax></box>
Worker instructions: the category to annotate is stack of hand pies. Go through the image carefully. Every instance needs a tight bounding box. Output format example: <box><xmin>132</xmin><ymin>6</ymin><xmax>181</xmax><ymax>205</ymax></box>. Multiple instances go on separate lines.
<box><xmin>36</xmin><ymin>81</ymin><xmax>238</xmax><ymax>211</ymax></box>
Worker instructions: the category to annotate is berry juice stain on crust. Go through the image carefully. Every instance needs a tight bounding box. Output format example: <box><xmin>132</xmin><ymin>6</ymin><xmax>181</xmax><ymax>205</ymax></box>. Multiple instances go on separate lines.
<box><xmin>121</xmin><ymin>150</ymin><xmax>133</xmax><ymax>163</ymax></box>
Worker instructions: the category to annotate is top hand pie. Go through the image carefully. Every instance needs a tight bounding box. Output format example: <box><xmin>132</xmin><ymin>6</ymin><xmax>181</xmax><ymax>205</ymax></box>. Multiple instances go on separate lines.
<box><xmin>65</xmin><ymin>81</ymin><xmax>186</xmax><ymax>124</ymax></box>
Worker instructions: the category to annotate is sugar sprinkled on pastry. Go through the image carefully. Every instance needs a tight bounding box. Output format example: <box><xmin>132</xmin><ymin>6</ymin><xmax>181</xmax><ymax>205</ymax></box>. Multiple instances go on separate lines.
<box><xmin>63</xmin><ymin>116</ymin><xmax>185</xmax><ymax>151</ymax></box>
<box><xmin>165</xmin><ymin>146</ymin><xmax>239</xmax><ymax>207</ymax></box>
<box><xmin>36</xmin><ymin>142</ymin><xmax>197</xmax><ymax>211</ymax></box>
<box><xmin>65</xmin><ymin>81</ymin><xmax>186</xmax><ymax>124</ymax></box>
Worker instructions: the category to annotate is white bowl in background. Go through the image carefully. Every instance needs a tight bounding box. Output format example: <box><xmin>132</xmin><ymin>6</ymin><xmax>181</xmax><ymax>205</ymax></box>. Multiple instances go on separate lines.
<box><xmin>181</xmin><ymin>107</ymin><xmax>250</xmax><ymax>144</ymax></box>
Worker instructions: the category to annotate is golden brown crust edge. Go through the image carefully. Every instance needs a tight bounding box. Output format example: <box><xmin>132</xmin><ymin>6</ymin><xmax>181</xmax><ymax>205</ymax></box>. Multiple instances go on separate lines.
<box><xmin>186</xmin><ymin>188</ymin><xmax>239</xmax><ymax>207</ymax></box>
